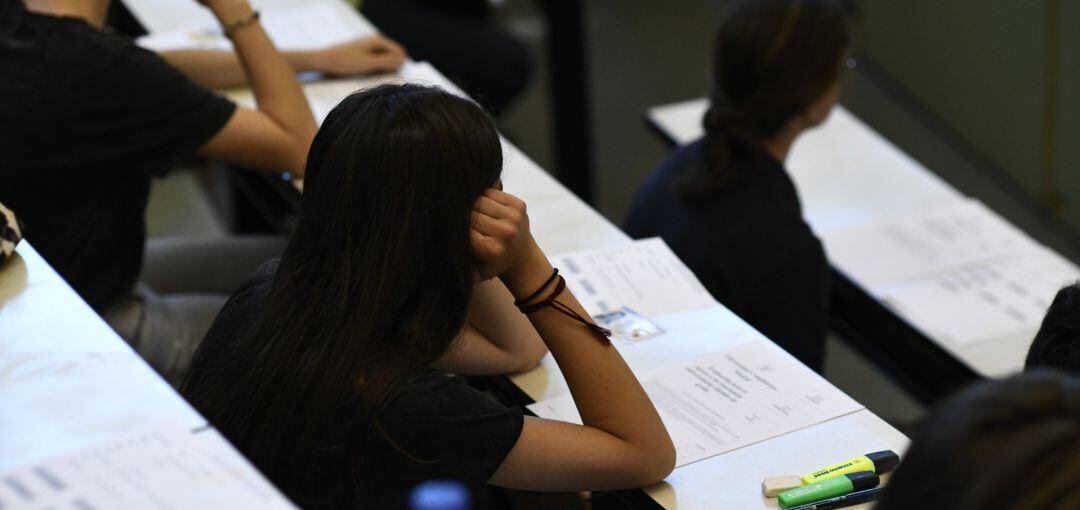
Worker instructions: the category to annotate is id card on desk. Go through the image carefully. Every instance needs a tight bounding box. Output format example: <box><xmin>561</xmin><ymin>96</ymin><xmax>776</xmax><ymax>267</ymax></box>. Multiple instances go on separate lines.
<box><xmin>595</xmin><ymin>307</ymin><xmax>665</xmax><ymax>345</ymax></box>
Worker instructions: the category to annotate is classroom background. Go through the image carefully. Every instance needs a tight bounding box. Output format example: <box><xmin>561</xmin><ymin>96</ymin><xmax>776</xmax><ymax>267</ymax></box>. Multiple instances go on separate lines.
<box><xmin>143</xmin><ymin>0</ymin><xmax>1079</xmax><ymax>432</ymax></box>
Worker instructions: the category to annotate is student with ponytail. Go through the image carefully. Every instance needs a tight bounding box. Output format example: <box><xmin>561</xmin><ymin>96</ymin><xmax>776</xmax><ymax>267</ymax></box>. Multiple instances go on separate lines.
<box><xmin>182</xmin><ymin>84</ymin><xmax>675</xmax><ymax>509</ymax></box>
<box><xmin>626</xmin><ymin>0</ymin><xmax>852</xmax><ymax>372</ymax></box>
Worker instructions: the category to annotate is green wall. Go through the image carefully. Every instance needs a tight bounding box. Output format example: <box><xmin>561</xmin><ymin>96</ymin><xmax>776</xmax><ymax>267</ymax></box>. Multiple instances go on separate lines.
<box><xmin>860</xmin><ymin>1</ymin><xmax>1078</xmax><ymax>233</ymax></box>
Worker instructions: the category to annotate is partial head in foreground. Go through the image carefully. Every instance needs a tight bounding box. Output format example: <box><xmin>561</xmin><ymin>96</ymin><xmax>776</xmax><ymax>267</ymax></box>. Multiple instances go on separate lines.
<box><xmin>875</xmin><ymin>370</ymin><xmax>1080</xmax><ymax>510</ymax></box>
<box><xmin>1026</xmin><ymin>282</ymin><xmax>1080</xmax><ymax>373</ymax></box>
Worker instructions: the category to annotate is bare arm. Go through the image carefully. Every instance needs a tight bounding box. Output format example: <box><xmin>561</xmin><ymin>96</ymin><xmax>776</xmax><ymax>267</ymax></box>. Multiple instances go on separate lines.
<box><xmin>194</xmin><ymin>0</ymin><xmax>316</xmax><ymax>175</ymax></box>
<box><xmin>470</xmin><ymin>189</ymin><xmax>676</xmax><ymax>491</ymax></box>
<box><xmin>432</xmin><ymin>278</ymin><xmax>547</xmax><ymax>376</ymax></box>
<box><xmin>159</xmin><ymin>35</ymin><xmax>407</xmax><ymax>90</ymax></box>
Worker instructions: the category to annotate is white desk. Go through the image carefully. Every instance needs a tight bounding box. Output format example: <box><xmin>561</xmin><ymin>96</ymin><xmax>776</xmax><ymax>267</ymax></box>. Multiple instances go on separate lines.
<box><xmin>0</xmin><ymin>243</ymin><xmax>293</xmax><ymax>507</ymax></box>
<box><xmin>115</xmin><ymin>3</ymin><xmax>908</xmax><ymax>507</ymax></box>
<box><xmin>501</xmin><ymin>158</ymin><xmax>908</xmax><ymax>509</ymax></box>
<box><xmin>647</xmin><ymin>99</ymin><xmax>1059</xmax><ymax>379</ymax></box>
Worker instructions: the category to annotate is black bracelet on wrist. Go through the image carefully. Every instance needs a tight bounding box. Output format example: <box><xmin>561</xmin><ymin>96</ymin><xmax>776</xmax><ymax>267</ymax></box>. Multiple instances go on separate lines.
<box><xmin>517</xmin><ymin>275</ymin><xmax>612</xmax><ymax>345</ymax></box>
<box><xmin>223</xmin><ymin>10</ymin><xmax>260</xmax><ymax>38</ymax></box>
<box><xmin>513</xmin><ymin>267</ymin><xmax>559</xmax><ymax>308</ymax></box>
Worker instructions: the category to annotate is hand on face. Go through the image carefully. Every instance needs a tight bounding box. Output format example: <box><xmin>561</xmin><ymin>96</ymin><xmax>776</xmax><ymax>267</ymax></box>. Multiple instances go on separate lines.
<box><xmin>470</xmin><ymin>189</ymin><xmax>540</xmax><ymax>282</ymax></box>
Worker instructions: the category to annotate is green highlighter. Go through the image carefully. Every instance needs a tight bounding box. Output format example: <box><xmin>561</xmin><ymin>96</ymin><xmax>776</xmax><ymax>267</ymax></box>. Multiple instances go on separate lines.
<box><xmin>777</xmin><ymin>472</ymin><xmax>880</xmax><ymax>509</ymax></box>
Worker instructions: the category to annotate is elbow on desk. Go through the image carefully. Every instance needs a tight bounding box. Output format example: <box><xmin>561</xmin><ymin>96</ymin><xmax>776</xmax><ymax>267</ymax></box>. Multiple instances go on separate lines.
<box><xmin>625</xmin><ymin>440</ymin><xmax>677</xmax><ymax>488</ymax></box>
<box><xmin>507</xmin><ymin>344</ymin><xmax>549</xmax><ymax>374</ymax></box>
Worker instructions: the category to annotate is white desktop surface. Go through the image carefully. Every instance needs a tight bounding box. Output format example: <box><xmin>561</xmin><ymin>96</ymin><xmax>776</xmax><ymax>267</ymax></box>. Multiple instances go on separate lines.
<box><xmin>123</xmin><ymin>0</ymin><xmax>316</xmax><ymax>34</ymax></box>
<box><xmin>0</xmin><ymin>243</ymin><xmax>205</xmax><ymax>469</ymax></box>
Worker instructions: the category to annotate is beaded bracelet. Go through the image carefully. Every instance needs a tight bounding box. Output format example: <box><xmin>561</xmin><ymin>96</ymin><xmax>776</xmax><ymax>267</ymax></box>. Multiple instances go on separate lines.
<box><xmin>513</xmin><ymin>268</ymin><xmax>560</xmax><ymax>308</ymax></box>
<box><xmin>518</xmin><ymin>275</ymin><xmax>612</xmax><ymax>345</ymax></box>
<box><xmin>223</xmin><ymin>10</ymin><xmax>261</xmax><ymax>38</ymax></box>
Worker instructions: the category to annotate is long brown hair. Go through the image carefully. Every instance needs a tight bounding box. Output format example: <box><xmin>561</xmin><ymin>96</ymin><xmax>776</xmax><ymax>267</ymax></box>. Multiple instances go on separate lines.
<box><xmin>681</xmin><ymin>0</ymin><xmax>850</xmax><ymax>199</ymax></box>
<box><xmin>181</xmin><ymin>84</ymin><xmax>503</xmax><ymax>506</ymax></box>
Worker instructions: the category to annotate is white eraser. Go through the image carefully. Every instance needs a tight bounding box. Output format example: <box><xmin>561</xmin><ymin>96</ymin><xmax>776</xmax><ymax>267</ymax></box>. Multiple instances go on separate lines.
<box><xmin>762</xmin><ymin>475</ymin><xmax>803</xmax><ymax>498</ymax></box>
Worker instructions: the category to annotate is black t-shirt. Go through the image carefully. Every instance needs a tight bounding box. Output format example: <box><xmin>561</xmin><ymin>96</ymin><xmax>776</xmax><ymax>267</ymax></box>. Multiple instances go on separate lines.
<box><xmin>188</xmin><ymin>261</ymin><xmax>524</xmax><ymax>509</ymax></box>
<box><xmin>0</xmin><ymin>13</ymin><xmax>236</xmax><ymax>310</ymax></box>
<box><xmin>625</xmin><ymin>140</ymin><xmax>830</xmax><ymax>372</ymax></box>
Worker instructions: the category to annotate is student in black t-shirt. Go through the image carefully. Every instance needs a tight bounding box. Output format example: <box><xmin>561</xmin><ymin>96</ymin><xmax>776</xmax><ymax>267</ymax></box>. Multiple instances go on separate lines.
<box><xmin>1026</xmin><ymin>283</ymin><xmax>1080</xmax><ymax>373</ymax></box>
<box><xmin>873</xmin><ymin>370</ymin><xmax>1080</xmax><ymax>510</ymax></box>
<box><xmin>625</xmin><ymin>0</ymin><xmax>853</xmax><ymax>372</ymax></box>
<box><xmin>0</xmin><ymin>0</ymin><xmax>397</xmax><ymax>385</ymax></box>
<box><xmin>181</xmin><ymin>85</ymin><xmax>675</xmax><ymax>509</ymax></box>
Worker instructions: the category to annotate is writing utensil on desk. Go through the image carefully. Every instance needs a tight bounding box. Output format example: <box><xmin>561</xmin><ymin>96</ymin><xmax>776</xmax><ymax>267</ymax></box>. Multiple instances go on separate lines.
<box><xmin>779</xmin><ymin>472</ymin><xmax>878</xmax><ymax>508</ymax></box>
<box><xmin>785</xmin><ymin>487</ymin><xmax>885</xmax><ymax>510</ymax></box>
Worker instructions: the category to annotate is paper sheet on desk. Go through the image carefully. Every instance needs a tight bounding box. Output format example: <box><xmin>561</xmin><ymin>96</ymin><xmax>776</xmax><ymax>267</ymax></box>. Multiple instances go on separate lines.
<box><xmin>552</xmin><ymin>238</ymin><xmax>715</xmax><ymax>319</ymax></box>
<box><xmin>224</xmin><ymin>61</ymin><xmax>460</xmax><ymax>125</ymax></box>
<box><xmin>137</xmin><ymin>1</ymin><xmax>376</xmax><ymax>52</ymax></box>
<box><xmin>824</xmin><ymin>199</ymin><xmax>1038</xmax><ymax>288</ymax></box>
<box><xmin>881</xmin><ymin>247</ymin><xmax>1080</xmax><ymax>347</ymax></box>
<box><xmin>528</xmin><ymin>342</ymin><xmax>864</xmax><ymax>467</ymax></box>
<box><xmin>0</xmin><ymin>423</ymin><xmax>296</xmax><ymax>510</ymax></box>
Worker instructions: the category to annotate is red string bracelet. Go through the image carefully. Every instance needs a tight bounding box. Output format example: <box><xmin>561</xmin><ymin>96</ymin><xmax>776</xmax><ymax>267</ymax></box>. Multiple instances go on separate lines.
<box><xmin>518</xmin><ymin>275</ymin><xmax>612</xmax><ymax>345</ymax></box>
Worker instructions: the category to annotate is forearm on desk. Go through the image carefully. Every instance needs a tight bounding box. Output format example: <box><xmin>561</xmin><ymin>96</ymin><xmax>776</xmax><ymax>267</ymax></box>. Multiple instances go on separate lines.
<box><xmin>159</xmin><ymin>49</ymin><xmax>325</xmax><ymax>90</ymax></box>
<box><xmin>433</xmin><ymin>278</ymin><xmax>547</xmax><ymax>375</ymax></box>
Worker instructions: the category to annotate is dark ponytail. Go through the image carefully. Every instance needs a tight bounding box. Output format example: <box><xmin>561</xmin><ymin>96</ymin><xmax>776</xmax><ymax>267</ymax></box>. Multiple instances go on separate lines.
<box><xmin>0</xmin><ymin>0</ymin><xmax>28</xmax><ymax>46</ymax></box>
<box><xmin>679</xmin><ymin>0</ymin><xmax>851</xmax><ymax>201</ymax></box>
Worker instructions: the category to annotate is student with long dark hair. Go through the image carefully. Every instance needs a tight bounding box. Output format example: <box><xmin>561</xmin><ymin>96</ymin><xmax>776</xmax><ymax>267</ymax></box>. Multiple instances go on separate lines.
<box><xmin>0</xmin><ymin>0</ymin><xmax>318</xmax><ymax>384</ymax></box>
<box><xmin>626</xmin><ymin>0</ymin><xmax>852</xmax><ymax>372</ymax></box>
<box><xmin>181</xmin><ymin>84</ymin><xmax>675</xmax><ymax>509</ymax></box>
<box><xmin>874</xmin><ymin>371</ymin><xmax>1080</xmax><ymax>510</ymax></box>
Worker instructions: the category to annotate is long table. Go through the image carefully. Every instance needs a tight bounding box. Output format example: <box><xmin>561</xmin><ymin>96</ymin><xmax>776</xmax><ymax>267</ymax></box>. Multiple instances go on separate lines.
<box><xmin>115</xmin><ymin>2</ymin><xmax>909</xmax><ymax>507</ymax></box>
<box><xmin>646</xmin><ymin>98</ymin><xmax>1068</xmax><ymax>402</ymax></box>
<box><xmin>0</xmin><ymin>243</ymin><xmax>295</xmax><ymax>508</ymax></box>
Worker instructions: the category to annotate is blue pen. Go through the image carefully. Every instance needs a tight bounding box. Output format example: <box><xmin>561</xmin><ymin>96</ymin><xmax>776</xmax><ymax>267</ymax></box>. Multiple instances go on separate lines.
<box><xmin>785</xmin><ymin>487</ymin><xmax>885</xmax><ymax>510</ymax></box>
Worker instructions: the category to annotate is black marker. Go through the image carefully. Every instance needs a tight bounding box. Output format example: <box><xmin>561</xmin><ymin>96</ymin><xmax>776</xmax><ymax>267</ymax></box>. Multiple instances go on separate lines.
<box><xmin>785</xmin><ymin>487</ymin><xmax>885</xmax><ymax>510</ymax></box>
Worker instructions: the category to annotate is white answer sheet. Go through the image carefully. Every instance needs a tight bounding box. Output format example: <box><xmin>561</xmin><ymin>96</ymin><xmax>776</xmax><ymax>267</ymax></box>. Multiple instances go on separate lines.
<box><xmin>528</xmin><ymin>342</ymin><xmax>864</xmax><ymax>467</ymax></box>
<box><xmin>824</xmin><ymin>199</ymin><xmax>1039</xmax><ymax>288</ymax></box>
<box><xmin>552</xmin><ymin>238</ymin><xmax>715</xmax><ymax>319</ymax></box>
<box><xmin>224</xmin><ymin>61</ymin><xmax>458</xmax><ymax>125</ymax></box>
<box><xmin>881</xmin><ymin>247</ymin><xmax>1080</xmax><ymax>347</ymax></box>
<box><xmin>0</xmin><ymin>424</ymin><xmax>295</xmax><ymax>510</ymax></box>
<box><xmin>136</xmin><ymin>1</ymin><xmax>376</xmax><ymax>52</ymax></box>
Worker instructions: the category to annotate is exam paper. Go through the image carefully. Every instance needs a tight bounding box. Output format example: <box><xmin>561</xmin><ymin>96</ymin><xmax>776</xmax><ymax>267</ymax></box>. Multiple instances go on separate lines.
<box><xmin>137</xmin><ymin>1</ymin><xmax>376</xmax><ymax>52</ymax></box>
<box><xmin>528</xmin><ymin>342</ymin><xmax>864</xmax><ymax>467</ymax></box>
<box><xmin>0</xmin><ymin>425</ymin><xmax>296</xmax><ymax>510</ymax></box>
<box><xmin>225</xmin><ymin>61</ymin><xmax>459</xmax><ymax>125</ymax></box>
<box><xmin>552</xmin><ymin>238</ymin><xmax>715</xmax><ymax>319</ymax></box>
<box><xmin>881</xmin><ymin>247</ymin><xmax>1080</xmax><ymax>347</ymax></box>
<box><xmin>824</xmin><ymin>199</ymin><xmax>1039</xmax><ymax>288</ymax></box>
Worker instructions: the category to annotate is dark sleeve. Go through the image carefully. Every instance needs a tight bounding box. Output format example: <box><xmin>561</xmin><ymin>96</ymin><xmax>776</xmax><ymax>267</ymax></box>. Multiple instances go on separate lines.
<box><xmin>0</xmin><ymin>202</ymin><xmax>23</xmax><ymax>264</ymax></box>
<box><xmin>61</xmin><ymin>40</ymin><xmax>236</xmax><ymax>174</ymax></box>
<box><xmin>743</xmin><ymin>237</ymin><xmax>830</xmax><ymax>372</ymax></box>
<box><xmin>379</xmin><ymin>372</ymin><xmax>524</xmax><ymax>483</ymax></box>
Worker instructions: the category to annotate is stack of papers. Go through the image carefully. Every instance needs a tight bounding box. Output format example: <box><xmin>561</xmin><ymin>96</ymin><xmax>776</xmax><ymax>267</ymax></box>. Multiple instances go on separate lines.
<box><xmin>223</xmin><ymin>61</ymin><xmax>459</xmax><ymax>125</ymax></box>
<box><xmin>529</xmin><ymin>342</ymin><xmax>864</xmax><ymax>467</ymax></box>
<box><xmin>137</xmin><ymin>1</ymin><xmax>376</xmax><ymax>52</ymax></box>
<box><xmin>525</xmin><ymin>239</ymin><xmax>864</xmax><ymax>468</ymax></box>
<box><xmin>881</xmin><ymin>247</ymin><xmax>1079</xmax><ymax>346</ymax></box>
<box><xmin>824</xmin><ymin>199</ymin><xmax>1079</xmax><ymax>347</ymax></box>
<box><xmin>824</xmin><ymin>199</ymin><xmax>1035</xmax><ymax>288</ymax></box>
<box><xmin>0</xmin><ymin>424</ymin><xmax>296</xmax><ymax>510</ymax></box>
<box><xmin>553</xmin><ymin>238</ymin><xmax>715</xmax><ymax>319</ymax></box>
